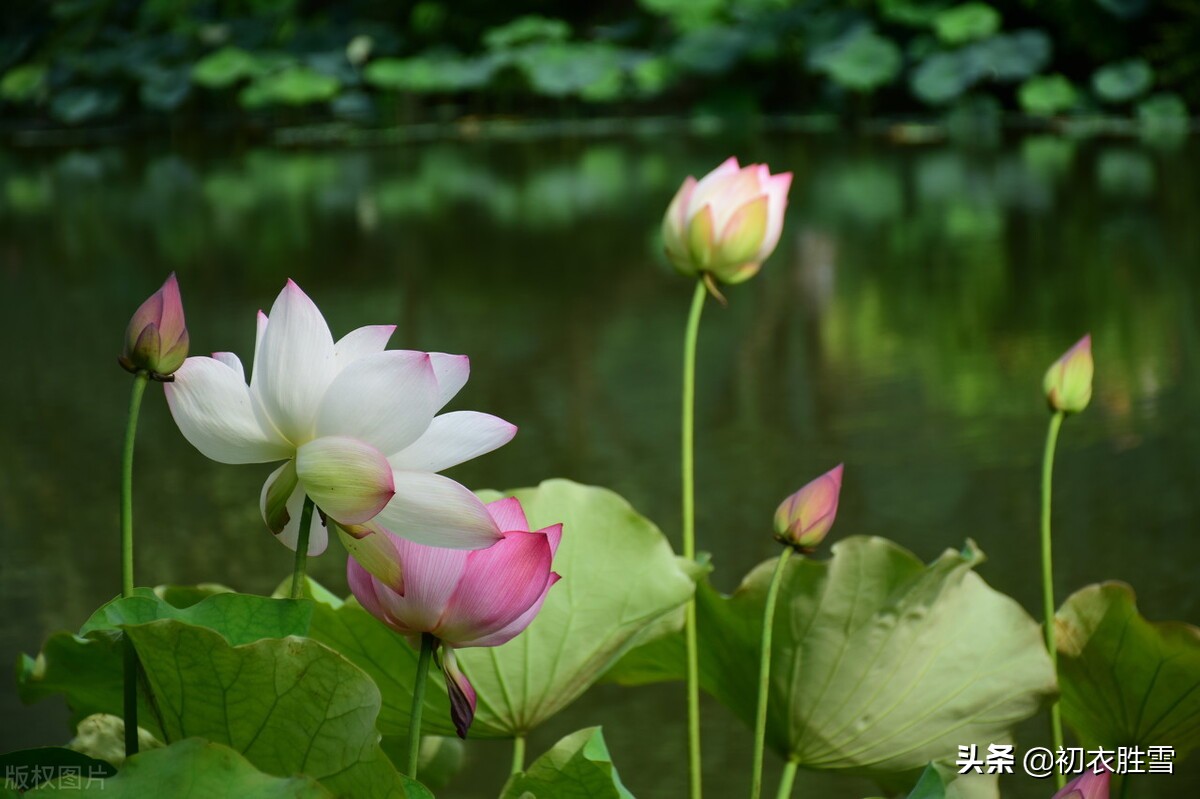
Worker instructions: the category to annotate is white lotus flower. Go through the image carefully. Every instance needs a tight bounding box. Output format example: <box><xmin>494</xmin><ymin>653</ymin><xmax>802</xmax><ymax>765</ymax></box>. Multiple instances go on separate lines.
<box><xmin>164</xmin><ymin>280</ymin><xmax>515</xmax><ymax>556</ymax></box>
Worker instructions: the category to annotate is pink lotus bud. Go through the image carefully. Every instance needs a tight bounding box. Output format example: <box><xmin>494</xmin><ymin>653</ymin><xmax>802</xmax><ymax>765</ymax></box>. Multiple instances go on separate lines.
<box><xmin>773</xmin><ymin>464</ymin><xmax>844</xmax><ymax>552</ymax></box>
<box><xmin>119</xmin><ymin>273</ymin><xmax>189</xmax><ymax>379</ymax></box>
<box><xmin>1051</xmin><ymin>765</ymin><xmax>1111</xmax><ymax>799</ymax></box>
<box><xmin>662</xmin><ymin>157</ymin><xmax>792</xmax><ymax>285</ymax></box>
<box><xmin>347</xmin><ymin>497</ymin><xmax>561</xmax><ymax>737</ymax></box>
<box><xmin>1043</xmin><ymin>334</ymin><xmax>1093</xmax><ymax>414</ymax></box>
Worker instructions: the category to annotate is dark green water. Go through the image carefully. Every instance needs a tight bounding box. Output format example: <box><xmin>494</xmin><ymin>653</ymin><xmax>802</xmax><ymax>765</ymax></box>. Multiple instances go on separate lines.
<box><xmin>1</xmin><ymin>131</ymin><xmax>1197</xmax><ymax>797</ymax></box>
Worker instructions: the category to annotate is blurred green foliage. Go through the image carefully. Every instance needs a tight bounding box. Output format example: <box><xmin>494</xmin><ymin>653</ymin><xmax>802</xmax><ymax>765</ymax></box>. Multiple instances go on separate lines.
<box><xmin>0</xmin><ymin>0</ymin><xmax>1193</xmax><ymax>128</ymax></box>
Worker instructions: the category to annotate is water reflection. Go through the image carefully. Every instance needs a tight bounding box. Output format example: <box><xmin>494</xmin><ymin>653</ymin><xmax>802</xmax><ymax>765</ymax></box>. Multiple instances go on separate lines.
<box><xmin>1</xmin><ymin>132</ymin><xmax>1198</xmax><ymax>797</ymax></box>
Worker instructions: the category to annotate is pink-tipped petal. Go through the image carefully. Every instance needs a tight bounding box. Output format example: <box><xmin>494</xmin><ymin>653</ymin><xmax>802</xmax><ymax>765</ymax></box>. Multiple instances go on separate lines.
<box><xmin>662</xmin><ymin>176</ymin><xmax>697</xmax><ymax>259</ymax></box>
<box><xmin>441</xmin><ymin>648</ymin><xmax>477</xmax><ymax>739</ymax></box>
<box><xmin>156</xmin><ymin>273</ymin><xmax>186</xmax><ymax>346</ymax></box>
<box><xmin>686</xmin><ymin>204</ymin><xmax>716</xmax><ymax>270</ymax></box>
<box><xmin>757</xmin><ymin>171</ymin><xmax>792</xmax><ymax>261</ymax></box>
<box><xmin>485</xmin><ymin>497</ymin><xmax>529</xmax><ymax>534</ymax></box>
<box><xmin>334</xmin><ymin>324</ymin><xmax>396</xmax><ymax>366</ymax></box>
<box><xmin>316</xmin><ymin>350</ymin><xmax>439</xmax><ymax>456</ymax></box>
<box><xmin>429</xmin><ymin>353</ymin><xmax>470</xmax><ymax>409</ymax></box>
<box><xmin>251</xmin><ymin>280</ymin><xmax>338</xmax><ymax>444</ymax></box>
<box><xmin>538</xmin><ymin>522</ymin><xmax>564</xmax><ymax>557</ymax></box>
<box><xmin>347</xmin><ymin>554</ymin><xmax>394</xmax><ymax>625</ymax></box>
<box><xmin>707</xmin><ymin>168</ymin><xmax>766</xmax><ymax>231</ymax></box>
<box><xmin>165</xmin><ymin>357</ymin><xmax>292</xmax><ymax>464</ymax></box>
<box><xmin>375</xmin><ymin>472</ymin><xmax>501</xmax><ymax>549</ymax></box>
<box><xmin>715</xmin><ymin>194</ymin><xmax>769</xmax><ymax>267</ymax></box>
<box><xmin>687</xmin><ymin>156</ymin><xmax>742</xmax><ymax>217</ymax></box>
<box><xmin>1051</xmin><ymin>766</ymin><xmax>1110</xmax><ymax>799</ymax></box>
<box><xmin>459</xmin><ymin>572</ymin><xmax>561</xmax><ymax>648</ymax></box>
<box><xmin>437</xmin><ymin>532</ymin><xmax>555</xmax><ymax>645</ymax></box>
<box><xmin>385</xmin><ymin>535</ymin><xmax>472</xmax><ymax>632</ymax></box>
<box><xmin>387</xmin><ymin>411</ymin><xmax>517</xmax><ymax>471</ymax></box>
<box><xmin>295</xmin><ymin>436</ymin><xmax>395</xmax><ymax>525</ymax></box>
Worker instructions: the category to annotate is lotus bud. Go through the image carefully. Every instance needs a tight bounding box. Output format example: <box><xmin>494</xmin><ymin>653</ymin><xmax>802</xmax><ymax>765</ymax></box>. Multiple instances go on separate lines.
<box><xmin>1051</xmin><ymin>765</ymin><xmax>1110</xmax><ymax>799</ymax></box>
<box><xmin>773</xmin><ymin>464</ymin><xmax>844</xmax><ymax>553</ymax></box>
<box><xmin>119</xmin><ymin>273</ymin><xmax>189</xmax><ymax>380</ymax></box>
<box><xmin>662</xmin><ymin>157</ymin><xmax>792</xmax><ymax>286</ymax></box>
<box><xmin>1043</xmin><ymin>334</ymin><xmax>1093</xmax><ymax>414</ymax></box>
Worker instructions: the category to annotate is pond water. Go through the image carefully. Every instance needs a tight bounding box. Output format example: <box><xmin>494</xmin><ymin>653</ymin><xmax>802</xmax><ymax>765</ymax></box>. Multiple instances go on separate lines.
<box><xmin>1</xmin><ymin>129</ymin><xmax>1198</xmax><ymax>797</ymax></box>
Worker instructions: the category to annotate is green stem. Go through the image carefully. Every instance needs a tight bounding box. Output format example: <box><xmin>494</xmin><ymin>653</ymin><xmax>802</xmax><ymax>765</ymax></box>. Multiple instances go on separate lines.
<box><xmin>681</xmin><ymin>279</ymin><xmax>707</xmax><ymax>799</ymax></box>
<box><xmin>775</xmin><ymin>759</ymin><xmax>799</xmax><ymax>799</ymax></box>
<box><xmin>751</xmin><ymin>549</ymin><xmax>794</xmax><ymax>799</ymax></box>
<box><xmin>1118</xmin><ymin>774</ymin><xmax>1131</xmax><ymax>799</ymax></box>
<box><xmin>511</xmin><ymin>735</ymin><xmax>526</xmax><ymax>775</ymax></box>
<box><xmin>121</xmin><ymin>372</ymin><xmax>149</xmax><ymax>598</ymax></box>
<box><xmin>1040</xmin><ymin>410</ymin><xmax>1066</xmax><ymax>789</ymax></box>
<box><xmin>407</xmin><ymin>633</ymin><xmax>435</xmax><ymax>778</ymax></box>
<box><xmin>290</xmin><ymin>496</ymin><xmax>316</xmax><ymax>599</ymax></box>
<box><xmin>120</xmin><ymin>371</ymin><xmax>149</xmax><ymax>758</ymax></box>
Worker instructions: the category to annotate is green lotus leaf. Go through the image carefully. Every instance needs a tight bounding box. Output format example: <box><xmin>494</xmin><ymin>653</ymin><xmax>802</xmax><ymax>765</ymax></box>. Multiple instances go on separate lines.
<box><xmin>1018</xmin><ymin>74</ymin><xmax>1077</xmax><ymax>116</ymax></box>
<box><xmin>126</xmin><ymin>619</ymin><xmax>429</xmax><ymax>798</ymax></box>
<box><xmin>500</xmin><ymin>727</ymin><xmax>634</xmax><ymax>799</ymax></box>
<box><xmin>191</xmin><ymin>47</ymin><xmax>279</xmax><ymax>89</ymax></box>
<box><xmin>607</xmin><ymin>537</ymin><xmax>1054</xmax><ymax>779</ymax></box>
<box><xmin>910</xmin><ymin>52</ymin><xmax>975</xmax><ymax>105</ymax></box>
<box><xmin>811</xmin><ymin>28</ymin><xmax>903</xmax><ymax>93</ymax></box>
<box><xmin>1056</xmin><ymin>582</ymin><xmax>1200</xmax><ymax>761</ymax></box>
<box><xmin>364</xmin><ymin>55</ymin><xmax>498</xmax><ymax>93</ymax></box>
<box><xmin>18</xmin><ymin>591</ymin><xmax>312</xmax><ymax>735</ymax></box>
<box><xmin>513</xmin><ymin>42</ymin><xmax>625</xmax><ymax>99</ymax></box>
<box><xmin>25</xmin><ymin>739</ymin><xmax>331</xmax><ymax>798</ymax></box>
<box><xmin>1</xmin><ymin>64</ymin><xmax>47</xmax><ymax>103</ymax></box>
<box><xmin>239</xmin><ymin>66</ymin><xmax>340</xmax><ymax>108</ymax></box>
<box><xmin>483</xmin><ymin>15</ymin><xmax>571</xmax><ymax>51</ymax></box>
<box><xmin>933</xmin><ymin>3</ymin><xmax>1001</xmax><ymax>45</ymax></box>
<box><xmin>1092</xmin><ymin>59</ymin><xmax>1154</xmax><ymax>104</ymax></box>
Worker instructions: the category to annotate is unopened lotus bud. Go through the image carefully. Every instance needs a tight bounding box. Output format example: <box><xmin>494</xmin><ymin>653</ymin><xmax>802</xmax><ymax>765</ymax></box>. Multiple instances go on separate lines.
<box><xmin>1043</xmin><ymin>334</ymin><xmax>1093</xmax><ymax>414</ymax></box>
<box><xmin>773</xmin><ymin>464</ymin><xmax>844</xmax><ymax>552</ymax></box>
<box><xmin>1051</xmin><ymin>765</ymin><xmax>1110</xmax><ymax>799</ymax></box>
<box><xmin>119</xmin><ymin>274</ymin><xmax>188</xmax><ymax>380</ymax></box>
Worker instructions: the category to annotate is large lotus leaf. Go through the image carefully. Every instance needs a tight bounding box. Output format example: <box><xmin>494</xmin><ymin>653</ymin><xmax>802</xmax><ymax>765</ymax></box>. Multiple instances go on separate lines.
<box><xmin>459</xmin><ymin>480</ymin><xmax>695</xmax><ymax>736</ymax></box>
<box><xmin>18</xmin><ymin>591</ymin><xmax>311</xmax><ymax>735</ymax></box>
<box><xmin>483</xmin><ymin>15</ymin><xmax>571</xmax><ymax>50</ymax></box>
<box><xmin>0</xmin><ymin>748</ymin><xmax>115</xmax><ymax>791</ymax></box>
<box><xmin>239</xmin><ymin>66</ymin><xmax>340</xmax><ymax>108</ymax></box>
<box><xmin>1056</xmin><ymin>582</ymin><xmax>1200</xmax><ymax>761</ymax></box>
<box><xmin>364</xmin><ymin>55</ymin><xmax>498</xmax><ymax>93</ymax></box>
<box><xmin>25</xmin><ymin>739</ymin><xmax>332</xmax><ymax>798</ymax></box>
<box><xmin>933</xmin><ymin>3</ymin><xmax>1001</xmax><ymax>45</ymax></box>
<box><xmin>810</xmin><ymin>28</ymin><xmax>902</xmax><ymax>93</ymax></box>
<box><xmin>1092</xmin><ymin>59</ymin><xmax>1154</xmax><ymax>104</ymax></box>
<box><xmin>1018</xmin><ymin>74</ymin><xmax>1077</xmax><ymax>116</ymax></box>
<box><xmin>500</xmin><ymin>727</ymin><xmax>633</xmax><ymax>799</ymax></box>
<box><xmin>609</xmin><ymin>537</ymin><xmax>1054</xmax><ymax>777</ymax></box>
<box><xmin>125</xmin><ymin>619</ymin><xmax>428</xmax><ymax>798</ymax></box>
<box><xmin>191</xmin><ymin>46</ymin><xmax>275</xmax><ymax>88</ymax></box>
<box><xmin>513</xmin><ymin>42</ymin><xmax>624</xmax><ymax>99</ymax></box>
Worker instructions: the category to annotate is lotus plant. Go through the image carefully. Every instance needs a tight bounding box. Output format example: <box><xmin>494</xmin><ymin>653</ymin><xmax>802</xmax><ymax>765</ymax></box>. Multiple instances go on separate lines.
<box><xmin>164</xmin><ymin>280</ymin><xmax>516</xmax><ymax>596</ymax></box>
<box><xmin>1039</xmin><ymin>334</ymin><xmax>1093</xmax><ymax>787</ymax></box>
<box><xmin>347</xmin><ymin>496</ymin><xmax>561</xmax><ymax>778</ymax></box>
<box><xmin>664</xmin><ymin>157</ymin><xmax>792</xmax><ymax>799</ymax></box>
<box><xmin>117</xmin><ymin>273</ymin><xmax>188</xmax><ymax>756</ymax></box>
<box><xmin>752</xmin><ymin>465</ymin><xmax>844</xmax><ymax>799</ymax></box>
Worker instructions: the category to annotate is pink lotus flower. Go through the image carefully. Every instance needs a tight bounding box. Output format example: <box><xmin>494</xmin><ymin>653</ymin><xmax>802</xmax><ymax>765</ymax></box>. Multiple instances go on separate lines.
<box><xmin>348</xmin><ymin>496</ymin><xmax>562</xmax><ymax>737</ymax></box>
<box><xmin>662</xmin><ymin>157</ymin><xmax>792</xmax><ymax>285</ymax></box>
<box><xmin>1043</xmin><ymin>334</ymin><xmax>1093</xmax><ymax>414</ymax></box>
<box><xmin>120</xmin><ymin>273</ymin><xmax>189</xmax><ymax>379</ymax></box>
<box><xmin>773</xmin><ymin>464</ymin><xmax>844</xmax><ymax>552</ymax></box>
<box><xmin>1052</xmin><ymin>765</ymin><xmax>1110</xmax><ymax>799</ymax></box>
<box><xmin>165</xmin><ymin>280</ymin><xmax>516</xmax><ymax>557</ymax></box>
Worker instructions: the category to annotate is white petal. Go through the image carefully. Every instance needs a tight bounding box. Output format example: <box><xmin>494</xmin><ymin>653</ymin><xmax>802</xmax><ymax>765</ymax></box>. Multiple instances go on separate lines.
<box><xmin>429</xmin><ymin>353</ymin><xmax>469</xmax><ymax>409</ymax></box>
<box><xmin>374</xmin><ymin>471</ymin><xmax>501</xmax><ymax>549</ymax></box>
<box><xmin>211</xmin><ymin>352</ymin><xmax>244</xmax><ymax>381</ymax></box>
<box><xmin>316</xmin><ymin>350</ymin><xmax>439</xmax><ymax>456</ymax></box>
<box><xmin>251</xmin><ymin>280</ymin><xmax>337</xmax><ymax>444</ymax></box>
<box><xmin>388</xmin><ymin>411</ymin><xmax>516</xmax><ymax>473</ymax></box>
<box><xmin>261</xmin><ymin>472</ymin><xmax>328</xmax><ymax>556</ymax></box>
<box><xmin>335</xmin><ymin>325</ymin><xmax>396</xmax><ymax>367</ymax></box>
<box><xmin>165</xmin><ymin>357</ymin><xmax>291</xmax><ymax>464</ymax></box>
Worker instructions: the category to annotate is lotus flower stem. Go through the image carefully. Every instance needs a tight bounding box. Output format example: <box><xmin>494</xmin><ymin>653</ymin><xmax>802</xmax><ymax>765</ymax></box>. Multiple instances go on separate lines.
<box><xmin>681</xmin><ymin>278</ymin><xmax>708</xmax><ymax>799</ymax></box>
<box><xmin>119</xmin><ymin>370</ymin><xmax>150</xmax><ymax>756</ymax></box>
<box><xmin>408</xmin><ymin>632</ymin><xmax>436</xmax><ymax>778</ymax></box>
<box><xmin>751</xmin><ymin>549</ymin><xmax>794</xmax><ymax>799</ymax></box>
<box><xmin>511</xmin><ymin>734</ymin><xmax>526</xmax><ymax>775</ymax></box>
<box><xmin>1040</xmin><ymin>410</ymin><xmax>1066</xmax><ymax>789</ymax></box>
<box><xmin>289</xmin><ymin>495</ymin><xmax>316</xmax><ymax>599</ymax></box>
<box><xmin>775</xmin><ymin>759</ymin><xmax>799</xmax><ymax>799</ymax></box>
